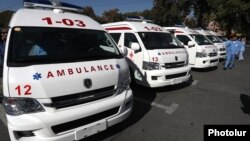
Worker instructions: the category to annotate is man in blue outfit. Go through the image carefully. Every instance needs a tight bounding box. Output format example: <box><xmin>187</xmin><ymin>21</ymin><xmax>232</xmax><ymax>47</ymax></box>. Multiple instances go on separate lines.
<box><xmin>223</xmin><ymin>33</ymin><xmax>243</xmax><ymax>70</ymax></box>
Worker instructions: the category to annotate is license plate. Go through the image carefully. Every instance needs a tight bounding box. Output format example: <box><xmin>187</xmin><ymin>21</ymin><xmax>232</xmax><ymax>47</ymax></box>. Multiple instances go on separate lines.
<box><xmin>173</xmin><ymin>78</ymin><xmax>182</xmax><ymax>84</ymax></box>
<box><xmin>75</xmin><ymin>120</ymin><xmax>107</xmax><ymax>140</ymax></box>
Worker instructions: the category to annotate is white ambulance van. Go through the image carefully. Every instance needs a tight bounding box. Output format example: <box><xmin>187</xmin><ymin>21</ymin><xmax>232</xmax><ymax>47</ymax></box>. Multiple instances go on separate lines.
<box><xmin>209</xmin><ymin>30</ymin><xmax>228</xmax><ymax>47</ymax></box>
<box><xmin>164</xmin><ymin>27</ymin><xmax>219</xmax><ymax>68</ymax></box>
<box><xmin>2</xmin><ymin>0</ymin><xmax>133</xmax><ymax>141</ymax></box>
<box><xmin>102</xmin><ymin>18</ymin><xmax>191</xmax><ymax>88</ymax></box>
<box><xmin>195</xmin><ymin>29</ymin><xmax>226</xmax><ymax>59</ymax></box>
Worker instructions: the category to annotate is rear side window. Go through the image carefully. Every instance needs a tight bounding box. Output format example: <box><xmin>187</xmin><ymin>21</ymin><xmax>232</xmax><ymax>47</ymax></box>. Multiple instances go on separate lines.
<box><xmin>110</xmin><ymin>33</ymin><xmax>121</xmax><ymax>44</ymax></box>
<box><xmin>8</xmin><ymin>27</ymin><xmax>122</xmax><ymax>66</ymax></box>
<box><xmin>176</xmin><ymin>35</ymin><xmax>191</xmax><ymax>45</ymax></box>
<box><xmin>124</xmin><ymin>33</ymin><xmax>139</xmax><ymax>48</ymax></box>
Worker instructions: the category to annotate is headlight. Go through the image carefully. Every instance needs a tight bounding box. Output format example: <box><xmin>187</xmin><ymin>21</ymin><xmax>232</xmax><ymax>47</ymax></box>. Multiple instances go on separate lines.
<box><xmin>143</xmin><ymin>61</ymin><xmax>160</xmax><ymax>70</ymax></box>
<box><xmin>2</xmin><ymin>97</ymin><xmax>45</xmax><ymax>116</ymax></box>
<box><xmin>117</xmin><ymin>78</ymin><xmax>131</xmax><ymax>95</ymax></box>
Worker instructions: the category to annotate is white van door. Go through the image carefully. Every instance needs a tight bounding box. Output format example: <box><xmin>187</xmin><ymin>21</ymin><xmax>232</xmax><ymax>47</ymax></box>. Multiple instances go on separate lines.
<box><xmin>176</xmin><ymin>35</ymin><xmax>196</xmax><ymax>65</ymax></box>
<box><xmin>123</xmin><ymin>32</ymin><xmax>144</xmax><ymax>81</ymax></box>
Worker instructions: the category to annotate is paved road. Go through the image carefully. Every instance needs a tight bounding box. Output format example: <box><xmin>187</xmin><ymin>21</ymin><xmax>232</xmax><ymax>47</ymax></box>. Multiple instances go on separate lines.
<box><xmin>1</xmin><ymin>46</ymin><xmax>250</xmax><ymax>141</ymax></box>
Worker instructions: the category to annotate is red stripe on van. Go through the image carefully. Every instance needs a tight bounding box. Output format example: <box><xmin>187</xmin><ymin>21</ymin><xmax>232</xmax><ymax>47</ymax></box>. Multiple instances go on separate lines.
<box><xmin>175</xmin><ymin>30</ymin><xmax>183</xmax><ymax>33</ymax></box>
<box><xmin>105</xmin><ymin>27</ymin><xmax>132</xmax><ymax>30</ymax></box>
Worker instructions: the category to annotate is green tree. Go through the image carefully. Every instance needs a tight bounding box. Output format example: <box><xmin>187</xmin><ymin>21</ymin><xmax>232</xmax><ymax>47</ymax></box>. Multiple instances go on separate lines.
<box><xmin>207</xmin><ymin>0</ymin><xmax>250</xmax><ymax>35</ymax></box>
<box><xmin>82</xmin><ymin>6</ymin><xmax>97</xmax><ymax>20</ymax></box>
<box><xmin>102</xmin><ymin>8</ymin><xmax>123</xmax><ymax>23</ymax></box>
<box><xmin>193</xmin><ymin>0</ymin><xmax>209</xmax><ymax>27</ymax></box>
<box><xmin>0</xmin><ymin>10</ymin><xmax>14</xmax><ymax>27</ymax></box>
<box><xmin>151</xmin><ymin>0</ymin><xmax>194</xmax><ymax>26</ymax></box>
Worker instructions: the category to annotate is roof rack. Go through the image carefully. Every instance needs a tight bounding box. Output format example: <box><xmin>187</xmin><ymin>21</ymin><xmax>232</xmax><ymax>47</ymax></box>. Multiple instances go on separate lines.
<box><xmin>23</xmin><ymin>0</ymin><xmax>83</xmax><ymax>13</ymax></box>
<box><xmin>174</xmin><ymin>24</ymin><xmax>186</xmax><ymax>28</ymax></box>
<box><xmin>166</xmin><ymin>29</ymin><xmax>175</xmax><ymax>34</ymax></box>
<box><xmin>193</xmin><ymin>27</ymin><xmax>206</xmax><ymax>31</ymax></box>
<box><xmin>125</xmin><ymin>16</ymin><xmax>153</xmax><ymax>23</ymax></box>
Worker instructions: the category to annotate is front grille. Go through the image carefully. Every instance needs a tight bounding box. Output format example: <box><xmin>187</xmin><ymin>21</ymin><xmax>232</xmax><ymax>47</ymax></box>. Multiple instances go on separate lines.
<box><xmin>210</xmin><ymin>59</ymin><xmax>218</xmax><ymax>63</ymax></box>
<box><xmin>165</xmin><ymin>72</ymin><xmax>187</xmax><ymax>80</ymax></box>
<box><xmin>163</xmin><ymin>61</ymin><xmax>185</xmax><ymax>69</ymax></box>
<box><xmin>48</xmin><ymin>86</ymin><xmax>116</xmax><ymax>109</ymax></box>
<box><xmin>51</xmin><ymin>107</ymin><xmax>120</xmax><ymax>134</ymax></box>
<box><xmin>220</xmin><ymin>53</ymin><xmax>226</xmax><ymax>56</ymax></box>
<box><xmin>219</xmin><ymin>48</ymin><xmax>226</xmax><ymax>51</ymax></box>
<box><xmin>209</xmin><ymin>53</ymin><xmax>217</xmax><ymax>57</ymax></box>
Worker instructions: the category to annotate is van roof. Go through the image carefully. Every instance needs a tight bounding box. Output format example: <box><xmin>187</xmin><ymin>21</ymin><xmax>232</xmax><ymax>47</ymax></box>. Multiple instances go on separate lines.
<box><xmin>102</xmin><ymin>21</ymin><xmax>168</xmax><ymax>33</ymax></box>
<box><xmin>164</xmin><ymin>27</ymin><xmax>199</xmax><ymax>35</ymax></box>
<box><xmin>9</xmin><ymin>8</ymin><xmax>104</xmax><ymax>31</ymax></box>
<box><xmin>194</xmin><ymin>30</ymin><xmax>213</xmax><ymax>36</ymax></box>
<box><xmin>209</xmin><ymin>31</ymin><xmax>222</xmax><ymax>36</ymax></box>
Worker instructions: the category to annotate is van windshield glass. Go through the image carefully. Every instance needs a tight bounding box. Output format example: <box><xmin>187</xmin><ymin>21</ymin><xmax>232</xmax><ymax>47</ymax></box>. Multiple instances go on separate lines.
<box><xmin>8</xmin><ymin>27</ymin><xmax>122</xmax><ymax>66</ymax></box>
<box><xmin>206</xmin><ymin>35</ymin><xmax>222</xmax><ymax>43</ymax></box>
<box><xmin>190</xmin><ymin>34</ymin><xmax>213</xmax><ymax>45</ymax></box>
<box><xmin>138</xmin><ymin>32</ymin><xmax>184</xmax><ymax>50</ymax></box>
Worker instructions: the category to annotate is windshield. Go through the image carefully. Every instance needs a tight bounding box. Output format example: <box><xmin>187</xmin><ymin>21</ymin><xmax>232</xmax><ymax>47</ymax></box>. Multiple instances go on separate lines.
<box><xmin>8</xmin><ymin>27</ymin><xmax>122</xmax><ymax>66</ymax></box>
<box><xmin>206</xmin><ymin>35</ymin><xmax>222</xmax><ymax>43</ymax></box>
<box><xmin>190</xmin><ymin>34</ymin><xmax>213</xmax><ymax>45</ymax></box>
<box><xmin>138</xmin><ymin>32</ymin><xmax>184</xmax><ymax>50</ymax></box>
<box><xmin>217</xmin><ymin>36</ymin><xmax>228</xmax><ymax>42</ymax></box>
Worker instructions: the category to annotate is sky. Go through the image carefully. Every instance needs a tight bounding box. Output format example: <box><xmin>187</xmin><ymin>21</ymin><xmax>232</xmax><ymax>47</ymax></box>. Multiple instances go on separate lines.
<box><xmin>0</xmin><ymin>0</ymin><xmax>154</xmax><ymax>16</ymax></box>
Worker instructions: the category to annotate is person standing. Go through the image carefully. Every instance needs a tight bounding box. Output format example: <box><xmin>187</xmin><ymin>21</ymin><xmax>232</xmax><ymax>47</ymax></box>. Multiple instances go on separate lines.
<box><xmin>223</xmin><ymin>33</ymin><xmax>243</xmax><ymax>70</ymax></box>
<box><xmin>0</xmin><ymin>28</ymin><xmax>8</xmax><ymax>67</ymax></box>
<box><xmin>239</xmin><ymin>36</ymin><xmax>246</xmax><ymax>60</ymax></box>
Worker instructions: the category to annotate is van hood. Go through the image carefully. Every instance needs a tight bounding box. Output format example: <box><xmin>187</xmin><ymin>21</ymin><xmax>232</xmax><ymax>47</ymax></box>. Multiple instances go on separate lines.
<box><xmin>147</xmin><ymin>48</ymin><xmax>187</xmax><ymax>64</ymax></box>
<box><xmin>7</xmin><ymin>59</ymin><xmax>125</xmax><ymax>99</ymax></box>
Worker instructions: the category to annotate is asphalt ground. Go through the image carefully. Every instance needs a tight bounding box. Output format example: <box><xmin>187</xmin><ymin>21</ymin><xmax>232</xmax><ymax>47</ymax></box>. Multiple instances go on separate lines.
<box><xmin>1</xmin><ymin>45</ymin><xmax>250</xmax><ymax>141</ymax></box>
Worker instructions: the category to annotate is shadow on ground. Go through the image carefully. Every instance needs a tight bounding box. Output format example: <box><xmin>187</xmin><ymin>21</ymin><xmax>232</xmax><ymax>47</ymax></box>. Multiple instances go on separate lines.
<box><xmin>0</xmin><ymin>119</ymin><xmax>10</xmax><ymax>141</ymax></box>
<box><xmin>240</xmin><ymin>94</ymin><xmax>250</xmax><ymax>115</ymax></box>
<box><xmin>82</xmin><ymin>84</ymin><xmax>156</xmax><ymax>141</ymax></box>
<box><xmin>82</xmin><ymin>78</ymin><xmax>193</xmax><ymax>141</ymax></box>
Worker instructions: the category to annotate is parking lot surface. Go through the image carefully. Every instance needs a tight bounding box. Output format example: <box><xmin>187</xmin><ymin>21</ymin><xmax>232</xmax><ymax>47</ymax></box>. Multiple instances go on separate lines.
<box><xmin>1</xmin><ymin>47</ymin><xmax>250</xmax><ymax>141</ymax></box>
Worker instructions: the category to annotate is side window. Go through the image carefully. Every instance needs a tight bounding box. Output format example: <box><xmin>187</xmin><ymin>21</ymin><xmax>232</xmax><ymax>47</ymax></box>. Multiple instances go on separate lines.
<box><xmin>110</xmin><ymin>33</ymin><xmax>121</xmax><ymax>44</ymax></box>
<box><xmin>124</xmin><ymin>33</ymin><xmax>139</xmax><ymax>48</ymax></box>
<box><xmin>176</xmin><ymin>35</ymin><xmax>191</xmax><ymax>45</ymax></box>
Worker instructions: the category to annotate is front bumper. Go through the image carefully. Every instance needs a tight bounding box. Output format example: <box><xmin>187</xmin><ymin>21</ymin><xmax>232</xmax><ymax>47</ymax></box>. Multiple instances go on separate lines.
<box><xmin>193</xmin><ymin>56</ymin><xmax>219</xmax><ymax>68</ymax></box>
<box><xmin>143</xmin><ymin>66</ymin><xmax>191</xmax><ymax>88</ymax></box>
<box><xmin>6</xmin><ymin>89</ymin><xmax>133</xmax><ymax>141</ymax></box>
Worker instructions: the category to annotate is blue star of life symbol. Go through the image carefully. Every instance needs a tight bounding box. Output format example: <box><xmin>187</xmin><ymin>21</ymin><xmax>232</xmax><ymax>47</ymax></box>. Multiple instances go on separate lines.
<box><xmin>116</xmin><ymin>64</ymin><xmax>121</xmax><ymax>69</ymax></box>
<box><xmin>33</xmin><ymin>73</ymin><xmax>42</xmax><ymax>80</ymax></box>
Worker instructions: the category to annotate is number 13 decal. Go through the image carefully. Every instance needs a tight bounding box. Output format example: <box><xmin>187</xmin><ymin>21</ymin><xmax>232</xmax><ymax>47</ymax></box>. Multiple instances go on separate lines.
<box><xmin>15</xmin><ymin>85</ymin><xmax>32</xmax><ymax>96</ymax></box>
<box><xmin>152</xmin><ymin>57</ymin><xmax>158</xmax><ymax>62</ymax></box>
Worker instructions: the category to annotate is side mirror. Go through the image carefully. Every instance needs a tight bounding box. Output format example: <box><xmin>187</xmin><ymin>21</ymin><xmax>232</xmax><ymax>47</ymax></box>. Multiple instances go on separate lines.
<box><xmin>121</xmin><ymin>46</ymin><xmax>128</xmax><ymax>56</ymax></box>
<box><xmin>130</xmin><ymin>42</ymin><xmax>140</xmax><ymax>51</ymax></box>
<box><xmin>188</xmin><ymin>41</ymin><xmax>195</xmax><ymax>47</ymax></box>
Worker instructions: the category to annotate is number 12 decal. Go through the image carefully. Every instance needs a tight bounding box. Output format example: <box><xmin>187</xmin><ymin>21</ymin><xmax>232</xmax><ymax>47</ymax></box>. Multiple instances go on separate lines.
<box><xmin>15</xmin><ymin>85</ymin><xmax>32</xmax><ymax>96</ymax></box>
